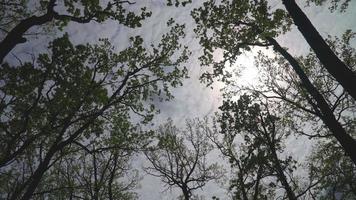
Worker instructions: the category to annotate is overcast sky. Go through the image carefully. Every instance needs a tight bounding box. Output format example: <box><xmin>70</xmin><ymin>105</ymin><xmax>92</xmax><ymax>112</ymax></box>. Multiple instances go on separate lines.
<box><xmin>134</xmin><ymin>1</ymin><xmax>356</xmax><ymax>198</ymax></box>
<box><xmin>72</xmin><ymin>1</ymin><xmax>356</xmax><ymax>199</ymax></box>
<box><xmin>7</xmin><ymin>0</ymin><xmax>356</xmax><ymax>199</ymax></box>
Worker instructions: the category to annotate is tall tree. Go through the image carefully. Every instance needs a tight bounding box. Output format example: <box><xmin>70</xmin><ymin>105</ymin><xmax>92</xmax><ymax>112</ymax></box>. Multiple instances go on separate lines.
<box><xmin>209</xmin><ymin>94</ymin><xmax>316</xmax><ymax>200</ymax></box>
<box><xmin>281</xmin><ymin>0</ymin><xmax>356</xmax><ymax>100</ymax></box>
<box><xmin>144</xmin><ymin>119</ymin><xmax>223</xmax><ymax>200</ymax></box>
<box><xmin>266</xmin><ymin>36</ymin><xmax>356</xmax><ymax>165</ymax></box>
<box><xmin>192</xmin><ymin>0</ymin><xmax>356</xmax><ymax>164</ymax></box>
<box><xmin>0</xmin><ymin>20</ymin><xmax>189</xmax><ymax>200</ymax></box>
<box><xmin>30</xmin><ymin>116</ymin><xmax>145</xmax><ymax>200</ymax></box>
<box><xmin>308</xmin><ymin>138</ymin><xmax>356</xmax><ymax>199</ymax></box>
<box><xmin>248</xmin><ymin>31</ymin><xmax>356</xmax><ymax>138</ymax></box>
<box><xmin>246</xmin><ymin>31</ymin><xmax>356</xmax><ymax>199</ymax></box>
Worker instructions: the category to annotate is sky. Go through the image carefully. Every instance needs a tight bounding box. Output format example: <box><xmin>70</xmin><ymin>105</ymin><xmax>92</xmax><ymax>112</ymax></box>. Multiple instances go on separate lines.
<box><xmin>5</xmin><ymin>0</ymin><xmax>356</xmax><ymax>199</ymax></box>
<box><xmin>132</xmin><ymin>1</ymin><xmax>356</xmax><ymax>199</ymax></box>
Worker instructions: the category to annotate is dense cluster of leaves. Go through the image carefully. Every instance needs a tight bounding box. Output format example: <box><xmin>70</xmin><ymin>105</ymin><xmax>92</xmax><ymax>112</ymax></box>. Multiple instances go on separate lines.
<box><xmin>0</xmin><ymin>0</ymin><xmax>30</xmax><ymax>35</ymax></box>
<box><xmin>166</xmin><ymin>0</ymin><xmax>192</xmax><ymax>7</ymax></box>
<box><xmin>308</xmin><ymin>138</ymin><xmax>356</xmax><ymax>199</ymax></box>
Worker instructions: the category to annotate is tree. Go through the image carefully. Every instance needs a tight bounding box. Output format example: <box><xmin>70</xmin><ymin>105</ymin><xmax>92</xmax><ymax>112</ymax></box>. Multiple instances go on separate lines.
<box><xmin>246</xmin><ymin>30</ymin><xmax>356</xmax><ymax>140</ymax></box>
<box><xmin>208</xmin><ymin>94</ymin><xmax>319</xmax><ymax>200</ymax></box>
<box><xmin>216</xmin><ymin>30</ymin><xmax>356</xmax><ymax>199</ymax></box>
<box><xmin>307</xmin><ymin>138</ymin><xmax>356</xmax><ymax>199</ymax></box>
<box><xmin>281</xmin><ymin>0</ymin><xmax>356</xmax><ymax>100</ymax></box>
<box><xmin>0</xmin><ymin>0</ymin><xmax>192</xmax><ymax>63</ymax></box>
<box><xmin>0</xmin><ymin>0</ymin><xmax>151</xmax><ymax>63</ymax></box>
<box><xmin>0</xmin><ymin>0</ymin><xmax>31</xmax><ymax>36</ymax></box>
<box><xmin>0</xmin><ymin>20</ymin><xmax>189</xmax><ymax>200</ymax></box>
<box><xmin>191</xmin><ymin>0</ymin><xmax>356</xmax><ymax>165</ymax></box>
<box><xmin>261</xmin><ymin>36</ymin><xmax>356</xmax><ymax>165</ymax></box>
<box><xmin>144</xmin><ymin>119</ymin><xmax>223</xmax><ymax>200</ymax></box>
<box><xmin>26</xmin><ymin>115</ymin><xmax>147</xmax><ymax>200</ymax></box>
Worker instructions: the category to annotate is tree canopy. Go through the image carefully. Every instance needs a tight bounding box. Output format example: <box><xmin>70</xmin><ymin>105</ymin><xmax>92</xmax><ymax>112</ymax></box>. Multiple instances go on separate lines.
<box><xmin>1</xmin><ymin>0</ymin><xmax>355</xmax><ymax>199</ymax></box>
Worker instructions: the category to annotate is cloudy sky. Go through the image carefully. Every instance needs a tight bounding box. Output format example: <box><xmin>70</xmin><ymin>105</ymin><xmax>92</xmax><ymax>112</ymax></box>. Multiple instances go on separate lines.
<box><xmin>132</xmin><ymin>1</ymin><xmax>355</xmax><ymax>198</ymax></box>
<box><xmin>6</xmin><ymin>0</ymin><xmax>356</xmax><ymax>199</ymax></box>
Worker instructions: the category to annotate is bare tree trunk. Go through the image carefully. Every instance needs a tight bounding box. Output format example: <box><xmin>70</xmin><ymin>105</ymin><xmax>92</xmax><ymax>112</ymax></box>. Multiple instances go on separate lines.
<box><xmin>266</xmin><ymin>36</ymin><xmax>356</xmax><ymax>165</ymax></box>
<box><xmin>181</xmin><ymin>184</ymin><xmax>190</xmax><ymax>200</ymax></box>
<box><xmin>281</xmin><ymin>0</ymin><xmax>356</xmax><ymax>100</ymax></box>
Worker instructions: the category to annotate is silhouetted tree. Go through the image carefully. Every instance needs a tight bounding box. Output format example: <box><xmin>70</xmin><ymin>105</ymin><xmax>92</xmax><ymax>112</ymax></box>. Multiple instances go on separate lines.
<box><xmin>144</xmin><ymin>119</ymin><xmax>223</xmax><ymax>200</ymax></box>
<box><xmin>281</xmin><ymin>0</ymin><xmax>356</xmax><ymax>100</ymax></box>
<box><xmin>0</xmin><ymin>21</ymin><xmax>189</xmax><ymax>200</ymax></box>
<box><xmin>308</xmin><ymin>138</ymin><xmax>356</xmax><ymax>199</ymax></box>
<box><xmin>192</xmin><ymin>0</ymin><xmax>356</xmax><ymax>164</ymax></box>
<box><xmin>208</xmin><ymin>94</ymin><xmax>317</xmax><ymax>199</ymax></box>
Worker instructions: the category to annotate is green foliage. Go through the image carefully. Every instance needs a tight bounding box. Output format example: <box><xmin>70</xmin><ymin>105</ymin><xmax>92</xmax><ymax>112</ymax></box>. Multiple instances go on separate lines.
<box><xmin>219</xmin><ymin>29</ymin><xmax>356</xmax><ymax>200</ymax></box>
<box><xmin>0</xmin><ymin>0</ymin><xmax>194</xmax><ymax>36</ymax></box>
<box><xmin>308</xmin><ymin>138</ymin><xmax>356</xmax><ymax>199</ymax></box>
<box><xmin>56</xmin><ymin>0</ymin><xmax>152</xmax><ymax>27</ymax></box>
<box><xmin>306</xmin><ymin>0</ymin><xmax>351</xmax><ymax>12</ymax></box>
<box><xmin>0</xmin><ymin>0</ymin><xmax>30</xmax><ymax>35</ymax></box>
<box><xmin>191</xmin><ymin>0</ymin><xmax>292</xmax><ymax>84</ymax></box>
<box><xmin>1</xmin><ymin>0</ymin><xmax>152</xmax><ymax>35</ymax></box>
<box><xmin>34</xmin><ymin>114</ymin><xmax>143</xmax><ymax>200</ymax></box>
<box><xmin>0</xmin><ymin>20</ymin><xmax>189</xmax><ymax>198</ymax></box>
<box><xmin>166</xmin><ymin>0</ymin><xmax>192</xmax><ymax>7</ymax></box>
<box><xmin>213</xmin><ymin>94</ymin><xmax>300</xmax><ymax>199</ymax></box>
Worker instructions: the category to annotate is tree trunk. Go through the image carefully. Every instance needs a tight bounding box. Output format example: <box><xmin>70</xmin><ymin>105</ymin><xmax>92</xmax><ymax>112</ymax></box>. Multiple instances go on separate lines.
<box><xmin>0</xmin><ymin>13</ymin><xmax>54</xmax><ymax>63</ymax></box>
<box><xmin>252</xmin><ymin>164</ymin><xmax>263</xmax><ymax>200</ymax></box>
<box><xmin>0</xmin><ymin>0</ymin><xmax>57</xmax><ymax>63</ymax></box>
<box><xmin>270</xmin><ymin>144</ymin><xmax>297</xmax><ymax>200</ymax></box>
<box><xmin>260</xmin><ymin>114</ymin><xmax>298</xmax><ymax>200</ymax></box>
<box><xmin>281</xmin><ymin>0</ymin><xmax>356</xmax><ymax>100</ymax></box>
<box><xmin>181</xmin><ymin>185</ymin><xmax>190</xmax><ymax>200</ymax></box>
<box><xmin>266</xmin><ymin>36</ymin><xmax>356</xmax><ymax>165</ymax></box>
<box><xmin>12</xmin><ymin>140</ymin><xmax>61</xmax><ymax>200</ymax></box>
<box><xmin>237</xmin><ymin>163</ymin><xmax>249</xmax><ymax>200</ymax></box>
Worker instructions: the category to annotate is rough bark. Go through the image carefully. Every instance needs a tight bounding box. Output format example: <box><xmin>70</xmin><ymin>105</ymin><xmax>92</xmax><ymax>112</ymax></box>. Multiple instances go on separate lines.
<box><xmin>281</xmin><ymin>0</ymin><xmax>356</xmax><ymax>100</ymax></box>
<box><xmin>266</xmin><ymin>36</ymin><xmax>356</xmax><ymax>165</ymax></box>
